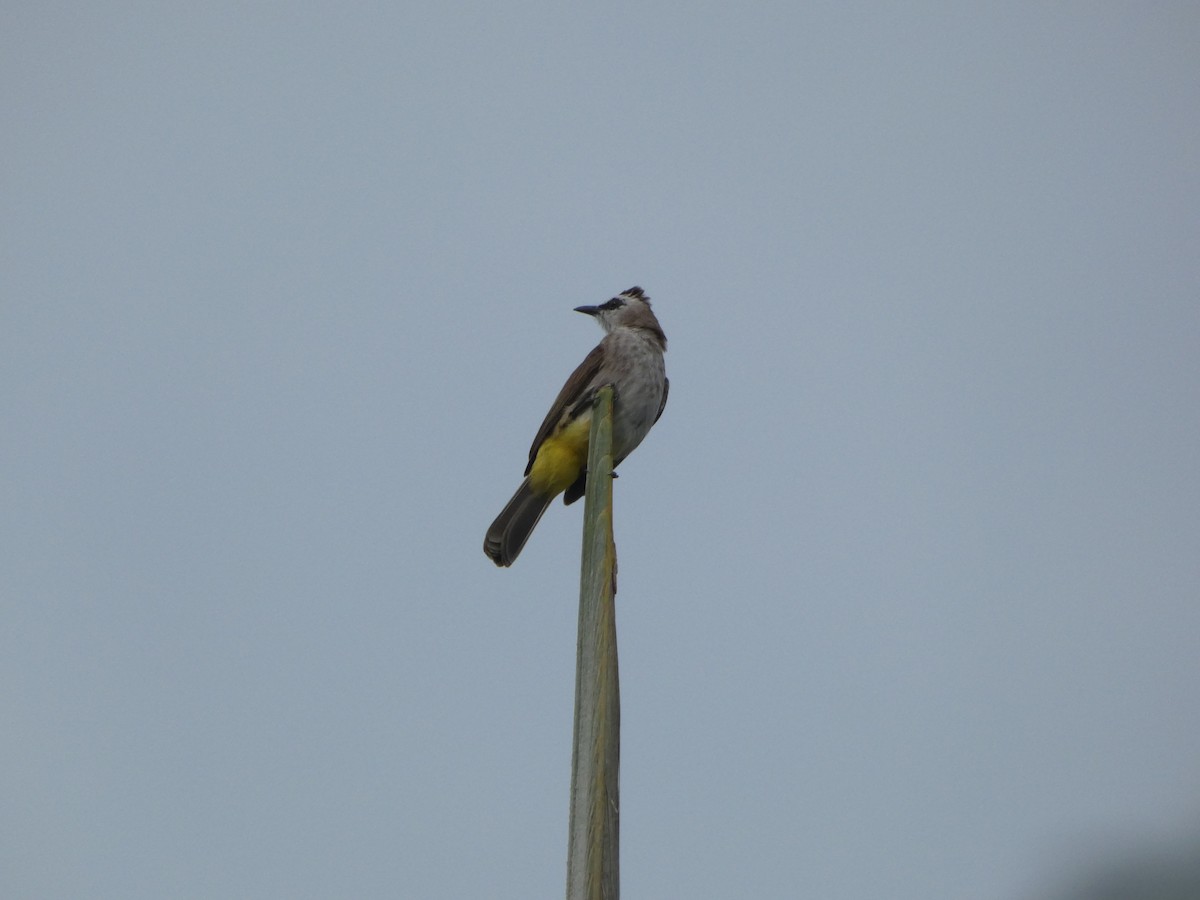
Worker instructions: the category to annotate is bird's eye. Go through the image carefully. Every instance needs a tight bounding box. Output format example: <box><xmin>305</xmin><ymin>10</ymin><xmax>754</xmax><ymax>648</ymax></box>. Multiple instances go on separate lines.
<box><xmin>601</xmin><ymin>298</ymin><xmax>624</xmax><ymax>311</ymax></box>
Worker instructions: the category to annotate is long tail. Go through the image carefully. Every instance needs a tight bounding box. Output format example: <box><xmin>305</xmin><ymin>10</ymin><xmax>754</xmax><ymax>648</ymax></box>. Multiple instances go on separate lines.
<box><xmin>484</xmin><ymin>478</ymin><xmax>555</xmax><ymax>567</ymax></box>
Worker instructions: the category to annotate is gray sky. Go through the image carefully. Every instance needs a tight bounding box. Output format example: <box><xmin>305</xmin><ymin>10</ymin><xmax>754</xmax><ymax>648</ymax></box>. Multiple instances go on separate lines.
<box><xmin>3</xmin><ymin>4</ymin><xmax>1198</xmax><ymax>898</ymax></box>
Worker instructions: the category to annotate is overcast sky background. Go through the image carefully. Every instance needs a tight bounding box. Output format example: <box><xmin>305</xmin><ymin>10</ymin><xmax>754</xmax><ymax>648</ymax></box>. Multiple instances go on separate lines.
<box><xmin>3</xmin><ymin>4</ymin><xmax>1198</xmax><ymax>899</ymax></box>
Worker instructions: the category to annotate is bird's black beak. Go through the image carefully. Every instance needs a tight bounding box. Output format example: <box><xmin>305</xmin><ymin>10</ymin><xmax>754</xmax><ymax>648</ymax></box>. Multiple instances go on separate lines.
<box><xmin>573</xmin><ymin>305</ymin><xmax>600</xmax><ymax>316</ymax></box>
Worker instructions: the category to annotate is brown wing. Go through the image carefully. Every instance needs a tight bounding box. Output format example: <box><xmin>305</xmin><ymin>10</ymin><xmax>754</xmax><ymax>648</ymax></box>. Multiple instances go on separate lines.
<box><xmin>523</xmin><ymin>343</ymin><xmax>606</xmax><ymax>477</ymax></box>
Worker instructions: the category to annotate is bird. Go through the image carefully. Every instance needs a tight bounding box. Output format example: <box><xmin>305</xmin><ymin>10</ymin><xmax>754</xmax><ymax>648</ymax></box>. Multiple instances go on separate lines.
<box><xmin>483</xmin><ymin>286</ymin><xmax>668</xmax><ymax>567</ymax></box>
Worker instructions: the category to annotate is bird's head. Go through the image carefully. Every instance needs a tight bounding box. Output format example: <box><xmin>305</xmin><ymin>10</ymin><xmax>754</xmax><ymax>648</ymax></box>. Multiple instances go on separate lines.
<box><xmin>575</xmin><ymin>286</ymin><xmax>666</xmax><ymax>348</ymax></box>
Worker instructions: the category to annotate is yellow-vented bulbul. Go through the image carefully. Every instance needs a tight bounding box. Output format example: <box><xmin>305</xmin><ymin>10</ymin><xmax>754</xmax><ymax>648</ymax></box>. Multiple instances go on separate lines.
<box><xmin>483</xmin><ymin>287</ymin><xmax>668</xmax><ymax>567</ymax></box>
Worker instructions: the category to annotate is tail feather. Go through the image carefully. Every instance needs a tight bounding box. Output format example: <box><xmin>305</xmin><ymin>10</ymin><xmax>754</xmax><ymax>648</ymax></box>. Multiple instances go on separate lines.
<box><xmin>484</xmin><ymin>478</ymin><xmax>554</xmax><ymax>567</ymax></box>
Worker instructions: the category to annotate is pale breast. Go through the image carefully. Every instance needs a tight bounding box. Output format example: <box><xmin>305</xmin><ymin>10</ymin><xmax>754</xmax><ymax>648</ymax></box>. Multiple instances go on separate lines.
<box><xmin>604</xmin><ymin>329</ymin><xmax>667</xmax><ymax>461</ymax></box>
